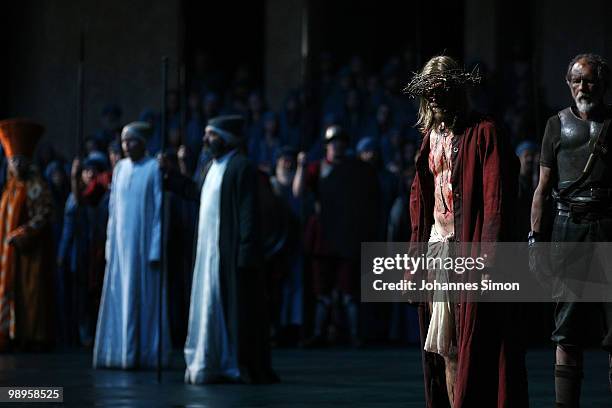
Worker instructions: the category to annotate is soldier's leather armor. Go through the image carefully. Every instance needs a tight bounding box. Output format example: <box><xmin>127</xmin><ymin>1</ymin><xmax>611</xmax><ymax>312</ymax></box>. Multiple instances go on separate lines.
<box><xmin>555</xmin><ymin>107</ymin><xmax>612</xmax><ymax>199</ymax></box>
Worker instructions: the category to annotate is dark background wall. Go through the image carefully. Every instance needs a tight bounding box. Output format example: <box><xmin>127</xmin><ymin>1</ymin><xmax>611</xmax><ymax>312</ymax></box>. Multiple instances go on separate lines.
<box><xmin>306</xmin><ymin>0</ymin><xmax>463</xmax><ymax>81</ymax></box>
<box><xmin>535</xmin><ymin>0</ymin><xmax>612</xmax><ymax>110</ymax></box>
<box><xmin>4</xmin><ymin>0</ymin><xmax>179</xmax><ymax>157</ymax></box>
<box><xmin>184</xmin><ymin>0</ymin><xmax>265</xmax><ymax>88</ymax></box>
<box><xmin>3</xmin><ymin>0</ymin><xmax>612</xmax><ymax>156</ymax></box>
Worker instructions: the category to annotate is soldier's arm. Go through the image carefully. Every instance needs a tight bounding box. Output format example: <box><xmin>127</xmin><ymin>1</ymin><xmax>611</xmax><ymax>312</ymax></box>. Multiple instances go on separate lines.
<box><xmin>292</xmin><ymin>152</ymin><xmax>307</xmax><ymax>198</ymax></box>
<box><xmin>531</xmin><ymin>165</ymin><xmax>553</xmax><ymax>233</ymax></box>
<box><xmin>70</xmin><ymin>158</ymin><xmax>82</xmax><ymax>205</ymax></box>
<box><xmin>531</xmin><ymin>115</ymin><xmax>558</xmax><ymax>236</ymax></box>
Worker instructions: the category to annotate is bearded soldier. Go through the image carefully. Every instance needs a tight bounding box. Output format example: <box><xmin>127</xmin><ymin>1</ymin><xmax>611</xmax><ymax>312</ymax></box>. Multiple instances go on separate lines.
<box><xmin>530</xmin><ymin>53</ymin><xmax>612</xmax><ymax>407</ymax></box>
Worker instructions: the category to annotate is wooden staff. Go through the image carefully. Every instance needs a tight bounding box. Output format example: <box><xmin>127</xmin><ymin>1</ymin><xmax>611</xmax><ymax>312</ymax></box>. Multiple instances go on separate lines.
<box><xmin>157</xmin><ymin>56</ymin><xmax>168</xmax><ymax>383</ymax></box>
<box><xmin>76</xmin><ymin>30</ymin><xmax>84</xmax><ymax>156</ymax></box>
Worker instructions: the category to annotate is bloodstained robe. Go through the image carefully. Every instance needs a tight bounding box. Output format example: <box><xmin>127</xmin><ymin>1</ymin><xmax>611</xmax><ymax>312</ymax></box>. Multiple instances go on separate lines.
<box><xmin>409</xmin><ymin>114</ymin><xmax>529</xmax><ymax>408</ymax></box>
<box><xmin>165</xmin><ymin>151</ymin><xmax>278</xmax><ymax>384</ymax></box>
<box><xmin>0</xmin><ymin>172</ymin><xmax>54</xmax><ymax>350</ymax></box>
<box><xmin>93</xmin><ymin>157</ymin><xmax>170</xmax><ymax>369</ymax></box>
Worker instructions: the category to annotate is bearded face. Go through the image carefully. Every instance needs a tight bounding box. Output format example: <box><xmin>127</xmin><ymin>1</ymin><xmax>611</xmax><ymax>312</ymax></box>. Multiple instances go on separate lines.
<box><xmin>121</xmin><ymin>137</ymin><xmax>146</xmax><ymax>161</ymax></box>
<box><xmin>423</xmin><ymin>82</ymin><xmax>461</xmax><ymax>125</ymax></box>
<box><xmin>567</xmin><ymin>60</ymin><xmax>606</xmax><ymax>114</ymax></box>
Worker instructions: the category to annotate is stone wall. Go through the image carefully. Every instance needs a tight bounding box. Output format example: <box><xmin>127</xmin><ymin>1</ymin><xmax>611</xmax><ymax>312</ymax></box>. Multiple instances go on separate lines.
<box><xmin>5</xmin><ymin>0</ymin><xmax>180</xmax><ymax>157</ymax></box>
<box><xmin>265</xmin><ymin>0</ymin><xmax>306</xmax><ymax>110</ymax></box>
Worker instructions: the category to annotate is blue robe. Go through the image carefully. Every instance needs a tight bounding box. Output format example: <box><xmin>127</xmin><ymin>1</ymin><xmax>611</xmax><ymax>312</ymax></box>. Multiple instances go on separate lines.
<box><xmin>93</xmin><ymin>157</ymin><xmax>170</xmax><ymax>369</ymax></box>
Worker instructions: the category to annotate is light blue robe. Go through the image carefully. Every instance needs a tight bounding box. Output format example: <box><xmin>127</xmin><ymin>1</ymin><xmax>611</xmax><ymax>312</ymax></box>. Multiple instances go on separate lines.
<box><xmin>93</xmin><ymin>157</ymin><xmax>170</xmax><ymax>369</ymax></box>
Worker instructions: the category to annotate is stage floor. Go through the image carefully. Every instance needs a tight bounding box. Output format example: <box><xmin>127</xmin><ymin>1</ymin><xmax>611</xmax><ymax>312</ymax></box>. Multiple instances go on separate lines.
<box><xmin>0</xmin><ymin>347</ymin><xmax>608</xmax><ymax>407</ymax></box>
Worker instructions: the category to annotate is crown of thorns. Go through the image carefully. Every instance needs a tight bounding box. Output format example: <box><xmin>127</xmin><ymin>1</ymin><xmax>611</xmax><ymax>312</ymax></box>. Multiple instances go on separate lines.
<box><xmin>402</xmin><ymin>67</ymin><xmax>482</xmax><ymax>97</ymax></box>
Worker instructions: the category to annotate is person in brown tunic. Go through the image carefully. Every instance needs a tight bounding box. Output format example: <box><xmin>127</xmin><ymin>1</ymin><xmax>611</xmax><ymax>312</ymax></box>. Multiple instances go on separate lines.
<box><xmin>0</xmin><ymin>119</ymin><xmax>54</xmax><ymax>351</ymax></box>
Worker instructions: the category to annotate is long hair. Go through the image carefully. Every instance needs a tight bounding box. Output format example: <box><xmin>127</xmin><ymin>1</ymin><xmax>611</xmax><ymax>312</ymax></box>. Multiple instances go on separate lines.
<box><xmin>415</xmin><ymin>56</ymin><xmax>462</xmax><ymax>134</ymax></box>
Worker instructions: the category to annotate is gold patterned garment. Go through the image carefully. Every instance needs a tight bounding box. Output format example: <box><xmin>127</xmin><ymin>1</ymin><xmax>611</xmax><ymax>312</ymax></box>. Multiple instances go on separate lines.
<box><xmin>0</xmin><ymin>171</ymin><xmax>54</xmax><ymax>350</ymax></box>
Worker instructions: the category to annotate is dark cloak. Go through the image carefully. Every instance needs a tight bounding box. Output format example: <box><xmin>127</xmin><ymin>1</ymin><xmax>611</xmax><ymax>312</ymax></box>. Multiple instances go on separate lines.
<box><xmin>409</xmin><ymin>114</ymin><xmax>528</xmax><ymax>407</ymax></box>
<box><xmin>165</xmin><ymin>152</ymin><xmax>278</xmax><ymax>384</ymax></box>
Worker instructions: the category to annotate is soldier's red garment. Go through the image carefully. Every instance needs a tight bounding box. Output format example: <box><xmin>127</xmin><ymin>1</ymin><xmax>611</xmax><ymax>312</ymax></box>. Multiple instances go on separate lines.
<box><xmin>409</xmin><ymin>114</ymin><xmax>529</xmax><ymax>408</ymax></box>
<box><xmin>81</xmin><ymin>171</ymin><xmax>112</xmax><ymax>206</ymax></box>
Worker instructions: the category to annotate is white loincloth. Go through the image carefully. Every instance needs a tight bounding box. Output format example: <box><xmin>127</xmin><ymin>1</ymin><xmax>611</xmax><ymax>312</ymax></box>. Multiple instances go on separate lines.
<box><xmin>424</xmin><ymin>225</ymin><xmax>457</xmax><ymax>358</ymax></box>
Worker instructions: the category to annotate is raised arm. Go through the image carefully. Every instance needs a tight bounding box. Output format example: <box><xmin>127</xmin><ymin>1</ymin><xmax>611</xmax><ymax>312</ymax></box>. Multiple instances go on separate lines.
<box><xmin>292</xmin><ymin>152</ymin><xmax>307</xmax><ymax>198</ymax></box>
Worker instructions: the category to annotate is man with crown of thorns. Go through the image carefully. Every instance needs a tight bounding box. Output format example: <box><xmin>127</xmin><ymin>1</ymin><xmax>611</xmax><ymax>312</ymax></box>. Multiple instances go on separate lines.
<box><xmin>406</xmin><ymin>56</ymin><xmax>529</xmax><ymax>407</ymax></box>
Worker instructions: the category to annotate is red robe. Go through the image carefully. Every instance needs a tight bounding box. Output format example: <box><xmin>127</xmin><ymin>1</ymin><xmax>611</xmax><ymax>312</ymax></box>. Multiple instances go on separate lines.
<box><xmin>0</xmin><ymin>173</ymin><xmax>54</xmax><ymax>350</ymax></box>
<box><xmin>409</xmin><ymin>114</ymin><xmax>529</xmax><ymax>407</ymax></box>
